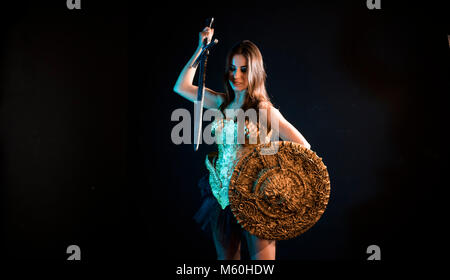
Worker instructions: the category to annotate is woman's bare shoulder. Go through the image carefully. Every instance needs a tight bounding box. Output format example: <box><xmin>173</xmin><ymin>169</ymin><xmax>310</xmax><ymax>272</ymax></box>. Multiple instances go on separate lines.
<box><xmin>205</xmin><ymin>88</ymin><xmax>226</xmax><ymax>109</ymax></box>
<box><xmin>258</xmin><ymin>100</ymin><xmax>278</xmax><ymax>112</ymax></box>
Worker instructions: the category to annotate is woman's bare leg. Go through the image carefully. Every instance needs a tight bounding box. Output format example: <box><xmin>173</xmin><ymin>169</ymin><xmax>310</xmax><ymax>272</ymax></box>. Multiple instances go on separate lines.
<box><xmin>244</xmin><ymin>231</ymin><xmax>276</xmax><ymax>260</ymax></box>
<box><xmin>212</xmin><ymin>227</ymin><xmax>241</xmax><ymax>260</ymax></box>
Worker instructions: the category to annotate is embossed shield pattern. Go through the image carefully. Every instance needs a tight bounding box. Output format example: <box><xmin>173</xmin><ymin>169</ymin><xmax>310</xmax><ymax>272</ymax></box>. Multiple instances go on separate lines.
<box><xmin>229</xmin><ymin>141</ymin><xmax>331</xmax><ymax>240</ymax></box>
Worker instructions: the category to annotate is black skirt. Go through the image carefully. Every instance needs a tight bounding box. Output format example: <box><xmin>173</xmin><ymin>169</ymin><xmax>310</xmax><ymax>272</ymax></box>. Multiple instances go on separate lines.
<box><xmin>193</xmin><ymin>173</ymin><xmax>243</xmax><ymax>244</ymax></box>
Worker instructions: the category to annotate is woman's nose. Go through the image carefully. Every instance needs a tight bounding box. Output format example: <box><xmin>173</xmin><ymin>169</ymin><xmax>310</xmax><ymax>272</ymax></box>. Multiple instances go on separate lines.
<box><xmin>233</xmin><ymin>69</ymin><xmax>242</xmax><ymax>79</ymax></box>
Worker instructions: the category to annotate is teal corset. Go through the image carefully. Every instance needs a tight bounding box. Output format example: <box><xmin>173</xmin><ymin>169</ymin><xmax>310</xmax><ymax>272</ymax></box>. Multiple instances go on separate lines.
<box><xmin>205</xmin><ymin>118</ymin><xmax>271</xmax><ymax>209</ymax></box>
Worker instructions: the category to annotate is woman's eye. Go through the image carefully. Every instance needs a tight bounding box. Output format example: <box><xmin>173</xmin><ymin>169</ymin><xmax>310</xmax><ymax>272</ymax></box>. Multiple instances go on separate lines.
<box><xmin>229</xmin><ymin>66</ymin><xmax>236</xmax><ymax>72</ymax></box>
<box><xmin>241</xmin><ymin>67</ymin><xmax>247</xmax><ymax>73</ymax></box>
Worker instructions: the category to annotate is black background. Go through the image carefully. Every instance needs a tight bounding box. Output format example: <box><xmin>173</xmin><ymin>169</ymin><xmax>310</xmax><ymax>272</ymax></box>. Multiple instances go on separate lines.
<box><xmin>1</xmin><ymin>1</ymin><xmax>449</xmax><ymax>263</ymax></box>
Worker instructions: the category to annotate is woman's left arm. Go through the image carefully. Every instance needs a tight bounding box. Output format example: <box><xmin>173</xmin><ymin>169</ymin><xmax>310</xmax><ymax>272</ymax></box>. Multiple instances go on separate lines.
<box><xmin>261</xmin><ymin>102</ymin><xmax>311</xmax><ymax>149</ymax></box>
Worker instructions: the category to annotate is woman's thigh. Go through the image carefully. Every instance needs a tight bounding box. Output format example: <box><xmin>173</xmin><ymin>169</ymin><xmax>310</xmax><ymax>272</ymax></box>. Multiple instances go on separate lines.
<box><xmin>244</xmin><ymin>231</ymin><xmax>276</xmax><ymax>260</ymax></box>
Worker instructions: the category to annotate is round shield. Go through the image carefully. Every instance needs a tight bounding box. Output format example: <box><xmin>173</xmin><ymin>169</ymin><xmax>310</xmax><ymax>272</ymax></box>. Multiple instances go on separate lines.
<box><xmin>228</xmin><ymin>141</ymin><xmax>331</xmax><ymax>240</ymax></box>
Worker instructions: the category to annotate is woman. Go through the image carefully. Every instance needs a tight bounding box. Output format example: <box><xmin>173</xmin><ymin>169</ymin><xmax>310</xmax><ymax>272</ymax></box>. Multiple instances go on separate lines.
<box><xmin>173</xmin><ymin>26</ymin><xmax>311</xmax><ymax>260</ymax></box>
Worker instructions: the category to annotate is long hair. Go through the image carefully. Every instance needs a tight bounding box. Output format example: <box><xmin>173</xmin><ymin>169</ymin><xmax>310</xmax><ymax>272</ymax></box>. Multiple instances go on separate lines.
<box><xmin>220</xmin><ymin>40</ymin><xmax>272</xmax><ymax>115</ymax></box>
<box><xmin>219</xmin><ymin>40</ymin><xmax>273</xmax><ymax>144</ymax></box>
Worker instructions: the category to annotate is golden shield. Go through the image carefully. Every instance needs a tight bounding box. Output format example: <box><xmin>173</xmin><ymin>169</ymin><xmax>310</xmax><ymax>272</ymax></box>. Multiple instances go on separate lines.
<box><xmin>228</xmin><ymin>141</ymin><xmax>331</xmax><ymax>240</ymax></box>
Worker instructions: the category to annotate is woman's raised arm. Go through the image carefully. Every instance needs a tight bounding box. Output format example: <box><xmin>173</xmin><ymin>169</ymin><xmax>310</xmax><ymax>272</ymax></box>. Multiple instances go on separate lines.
<box><xmin>260</xmin><ymin>102</ymin><xmax>311</xmax><ymax>149</ymax></box>
<box><xmin>173</xmin><ymin>27</ymin><xmax>224</xmax><ymax>109</ymax></box>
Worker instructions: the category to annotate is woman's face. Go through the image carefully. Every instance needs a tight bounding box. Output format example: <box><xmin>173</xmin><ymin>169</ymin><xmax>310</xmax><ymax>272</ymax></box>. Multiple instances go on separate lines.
<box><xmin>228</xmin><ymin>54</ymin><xmax>248</xmax><ymax>92</ymax></box>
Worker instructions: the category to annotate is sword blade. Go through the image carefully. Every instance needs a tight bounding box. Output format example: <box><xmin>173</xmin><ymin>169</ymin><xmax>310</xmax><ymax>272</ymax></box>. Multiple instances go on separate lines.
<box><xmin>193</xmin><ymin>86</ymin><xmax>205</xmax><ymax>151</ymax></box>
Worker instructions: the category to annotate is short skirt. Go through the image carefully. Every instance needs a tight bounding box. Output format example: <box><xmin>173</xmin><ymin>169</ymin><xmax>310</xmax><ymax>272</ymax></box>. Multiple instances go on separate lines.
<box><xmin>193</xmin><ymin>173</ymin><xmax>243</xmax><ymax>244</ymax></box>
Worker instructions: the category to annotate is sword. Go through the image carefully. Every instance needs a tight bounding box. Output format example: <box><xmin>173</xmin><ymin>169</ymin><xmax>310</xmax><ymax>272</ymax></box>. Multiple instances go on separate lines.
<box><xmin>193</xmin><ymin>18</ymin><xmax>217</xmax><ymax>151</ymax></box>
